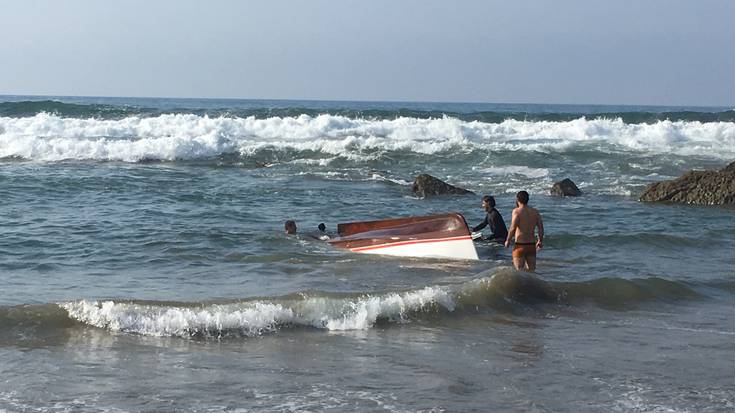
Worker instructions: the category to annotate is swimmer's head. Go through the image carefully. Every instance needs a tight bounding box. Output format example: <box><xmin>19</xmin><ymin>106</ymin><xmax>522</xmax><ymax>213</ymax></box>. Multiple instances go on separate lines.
<box><xmin>284</xmin><ymin>220</ymin><xmax>297</xmax><ymax>234</ymax></box>
<box><xmin>482</xmin><ymin>195</ymin><xmax>495</xmax><ymax>209</ymax></box>
<box><xmin>516</xmin><ymin>191</ymin><xmax>529</xmax><ymax>205</ymax></box>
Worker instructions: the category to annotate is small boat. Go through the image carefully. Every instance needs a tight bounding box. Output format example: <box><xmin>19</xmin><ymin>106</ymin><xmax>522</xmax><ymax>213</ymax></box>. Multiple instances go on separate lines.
<box><xmin>328</xmin><ymin>213</ymin><xmax>479</xmax><ymax>260</ymax></box>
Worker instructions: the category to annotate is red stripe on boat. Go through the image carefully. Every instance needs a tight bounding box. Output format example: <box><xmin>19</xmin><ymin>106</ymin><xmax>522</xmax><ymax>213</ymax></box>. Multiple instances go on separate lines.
<box><xmin>349</xmin><ymin>235</ymin><xmax>473</xmax><ymax>252</ymax></box>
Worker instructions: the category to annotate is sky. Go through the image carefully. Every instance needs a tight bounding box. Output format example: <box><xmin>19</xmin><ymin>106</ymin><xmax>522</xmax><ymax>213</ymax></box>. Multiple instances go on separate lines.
<box><xmin>1</xmin><ymin>0</ymin><xmax>734</xmax><ymax>106</ymax></box>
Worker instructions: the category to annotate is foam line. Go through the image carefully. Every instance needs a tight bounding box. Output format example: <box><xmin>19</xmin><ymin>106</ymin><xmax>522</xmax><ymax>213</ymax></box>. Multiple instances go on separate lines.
<box><xmin>1</xmin><ymin>113</ymin><xmax>733</xmax><ymax>161</ymax></box>
<box><xmin>60</xmin><ymin>286</ymin><xmax>456</xmax><ymax>337</ymax></box>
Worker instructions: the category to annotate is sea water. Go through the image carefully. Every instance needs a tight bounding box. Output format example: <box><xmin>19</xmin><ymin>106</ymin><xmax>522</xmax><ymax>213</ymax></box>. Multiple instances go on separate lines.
<box><xmin>1</xmin><ymin>96</ymin><xmax>734</xmax><ymax>412</ymax></box>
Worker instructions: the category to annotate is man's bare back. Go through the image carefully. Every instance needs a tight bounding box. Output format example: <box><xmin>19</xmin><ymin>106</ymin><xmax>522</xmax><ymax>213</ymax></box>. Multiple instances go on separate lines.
<box><xmin>511</xmin><ymin>206</ymin><xmax>543</xmax><ymax>244</ymax></box>
<box><xmin>505</xmin><ymin>191</ymin><xmax>544</xmax><ymax>272</ymax></box>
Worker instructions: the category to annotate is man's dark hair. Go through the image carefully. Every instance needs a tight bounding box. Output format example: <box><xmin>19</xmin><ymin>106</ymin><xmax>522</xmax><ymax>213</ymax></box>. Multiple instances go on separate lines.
<box><xmin>516</xmin><ymin>191</ymin><xmax>529</xmax><ymax>205</ymax></box>
<box><xmin>482</xmin><ymin>195</ymin><xmax>496</xmax><ymax>208</ymax></box>
<box><xmin>318</xmin><ymin>223</ymin><xmax>326</xmax><ymax>232</ymax></box>
<box><xmin>284</xmin><ymin>220</ymin><xmax>297</xmax><ymax>234</ymax></box>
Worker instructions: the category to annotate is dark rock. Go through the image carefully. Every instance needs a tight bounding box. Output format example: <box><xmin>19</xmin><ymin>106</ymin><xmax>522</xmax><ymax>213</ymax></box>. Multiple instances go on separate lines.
<box><xmin>412</xmin><ymin>174</ymin><xmax>473</xmax><ymax>197</ymax></box>
<box><xmin>550</xmin><ymin>178</ymin><xmax>582</xmax><ymax>197</ymax></box>
<box><xmin>639</xmin><ymin>162</ymin><xmax>735</xmax><ymax>205</ymax></box>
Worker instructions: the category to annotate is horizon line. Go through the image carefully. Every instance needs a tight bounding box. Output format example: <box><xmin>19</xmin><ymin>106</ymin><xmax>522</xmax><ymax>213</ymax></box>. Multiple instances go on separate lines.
<box><xmin>0</xmin><ymin>92</ymin><xmax>732</xmax><ymax>110</ymax></box>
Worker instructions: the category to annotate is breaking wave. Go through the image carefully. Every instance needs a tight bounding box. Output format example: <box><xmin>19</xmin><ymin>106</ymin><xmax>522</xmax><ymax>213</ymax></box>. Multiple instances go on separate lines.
<box><xmin>1</xmin><ymin>113</ymin><xmax>734</xmax><ymax>162</ymax></box>
<box><xmin>2</xmin><ymin>100</ymin><xmax>735</xmax><ymax>123</ymax></box>
<box><xmin>0</xmin><ymin>271</ymin><xmax>713</xmax><ymax>339</ymax></box>
<box><xmin>59</xmin><ymin>286</ymin><xmax>456</xmax><ymax>337</ymax></box>
<box><xmin>55</xmin><ymin>274</ymin><xmax>705</xmax><ymax>338</ymax></box>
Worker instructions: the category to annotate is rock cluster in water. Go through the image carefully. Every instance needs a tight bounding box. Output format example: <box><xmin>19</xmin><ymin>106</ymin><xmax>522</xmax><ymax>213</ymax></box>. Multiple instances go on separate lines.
<box><xmin>412</xmin><ymin>174</ymin><xmax>474</xmax><ymax>197</ymax></box>
<box><xmin>550</xmin><ymin>178</ymin><xmax>582</xmax><ymax>197</ymax></box>
<box><xmin>639</xmin><ymin>161</ymin><xmax>735</xmax><ymax>205</ymax></box>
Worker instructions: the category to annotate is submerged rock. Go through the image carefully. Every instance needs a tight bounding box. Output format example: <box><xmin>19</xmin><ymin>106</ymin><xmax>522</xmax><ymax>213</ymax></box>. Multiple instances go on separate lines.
<box><xmin>550</xmin><ymin>178</ymin><xmax>582</xmax><ymax>197</ymax></box>
<box><xmin>412</xmin><ymin>174</ymin><xmax>474</xmax><ymax>197</ymax></box>
<box><xmin>639</xmin><ymin>161</ymin><xmax>735</xmax><ymax>205</ymax></box>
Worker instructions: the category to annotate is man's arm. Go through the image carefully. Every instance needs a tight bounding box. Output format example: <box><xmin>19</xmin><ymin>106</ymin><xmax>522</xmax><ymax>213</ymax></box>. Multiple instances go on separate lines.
<box><xmin>505</xmin><ymin>209</ymin><xmax>518</xmax><ymax>248</ymax></box>
<box><xmin>472</xmin><ymin>215</ymin><xmax>488</xmax><ymax>233</ymax></box>
<box><xmin>536</xmin><ymin>212</ymin><xmax>544</xmax><ymax>250</ymax></box>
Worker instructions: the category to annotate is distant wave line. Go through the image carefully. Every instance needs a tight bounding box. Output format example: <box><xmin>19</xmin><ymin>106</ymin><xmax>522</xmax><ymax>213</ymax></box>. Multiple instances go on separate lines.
<box><xmin>2</xmin><ymin>99</ymin><xmax>735</xmax><ymax>123</ymax></box>
<box><xmin>1</xmin><ymin>112</ymin><xmax>734</xmax><ymax>162</ymax></box>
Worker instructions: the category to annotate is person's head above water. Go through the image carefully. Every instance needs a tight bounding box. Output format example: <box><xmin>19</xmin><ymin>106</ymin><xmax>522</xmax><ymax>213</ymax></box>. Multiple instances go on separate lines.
<box><xmin>318</xmin><ymin>223</ymin><xmax>326</xmax><ymax>232</ymax></box>
<box><xmin>516</xmin><ymin>190</ymin><xmax>530</xmax><ymax>206</ymax></box>
<box><xmin>284</xmin><ymin>220</ymin><xmax>297</xmax><ymax>234</ymax></box>
<box><xmin>482</xmin><ymin>195</ymin><xmax>496</xmax><ymax>210</ymax></box>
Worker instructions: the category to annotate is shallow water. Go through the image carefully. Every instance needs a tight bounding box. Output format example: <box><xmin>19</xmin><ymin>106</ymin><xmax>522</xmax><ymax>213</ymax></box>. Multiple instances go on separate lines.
<box><xmin>1</xmin><ymin>96</ymin><xmax>734</xmax><ymax>412</ymax></box>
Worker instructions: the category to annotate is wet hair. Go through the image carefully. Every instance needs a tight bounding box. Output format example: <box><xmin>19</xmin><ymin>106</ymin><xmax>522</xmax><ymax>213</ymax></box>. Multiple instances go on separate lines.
<box><xmin>318</xmin><ymin>223</ymin><xmax>326</xmax><ymax>232</ymax></box>
<box><xmin>516</xmin><ymin>191</ymin><xmax>529</xmax><ymax>205</ymax></box>
<box><xmin>284</xmin><ymin>220</ymin><xmax>297</xmax><ymax>234</ymax></box>
<box><xmin>482</xmin><ymin>195</ymin><xmax>496</xmax><ymax>208</ymax></box>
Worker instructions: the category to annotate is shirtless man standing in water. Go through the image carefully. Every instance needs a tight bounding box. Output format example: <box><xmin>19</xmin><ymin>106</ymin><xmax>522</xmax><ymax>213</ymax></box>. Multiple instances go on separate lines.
<box><xmin>505</xmin><ymin>191</ymin><xmax>544</xmax><ymax>272</ymax></box>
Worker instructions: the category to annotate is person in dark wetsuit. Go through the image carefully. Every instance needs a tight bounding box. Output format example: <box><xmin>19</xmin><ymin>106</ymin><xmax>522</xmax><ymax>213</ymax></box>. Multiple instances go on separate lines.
<box><xmin>472</xmin><ymin>195</ymin><xmax>508</xmax><ymax>243</ymax></box>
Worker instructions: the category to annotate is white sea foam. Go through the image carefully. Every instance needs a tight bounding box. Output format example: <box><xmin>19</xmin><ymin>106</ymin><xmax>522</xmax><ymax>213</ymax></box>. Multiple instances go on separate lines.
<box><xmin>60</xmin><ymin>286</ymin><xmax>455</xmax><ymax>337</ymax></box>
<box><xmin>248</xmin><ymin>384</ymin><xmax>406</xmax><ymax>413</ymax></box>
<box><xmin>288</xmin><ymin>157</ymin><xmax>336</xmax><ymax>166</ymax></box>
<box><xmin>2</xmin><ymin>113</ymin><xmax>735</xmax><ymax>161</ymax></box>
<box><xmin>476</xmin><ymin>165</ymin><xmax>551</xmax><ymax>179</ymax></box>
<box><xmin>369</xmin><ymin>173</ymin><xmax>413</xmax><ymax>186</ymax></box>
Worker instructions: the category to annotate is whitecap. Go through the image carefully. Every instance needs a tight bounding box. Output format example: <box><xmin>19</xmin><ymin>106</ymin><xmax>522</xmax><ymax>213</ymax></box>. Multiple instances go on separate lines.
<box><xmin>59</xmin><ymin>286</ymin><xmax>456</xmax><ymax>337</ymax></box>
<box><xmin>2</xmin><ymin>113</ymin><xmax>734</xmax><ymax>162</ymax></box>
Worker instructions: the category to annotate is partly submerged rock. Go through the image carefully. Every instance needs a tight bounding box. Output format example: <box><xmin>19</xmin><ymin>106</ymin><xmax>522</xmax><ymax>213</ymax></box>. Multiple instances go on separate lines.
<box><xmin>412</xmin><ymin>174</ymin><xmax>474</xmax><ymax>197</ymax></box>
<box><xmin>639</xmin><ymin>161</ymin><xmax>735</xmax><ymax>205</ymax></box>
<box><xmin>550</xmin><ymin>178</ymin><xmax>582</xmax><ymax>197</ymax></box>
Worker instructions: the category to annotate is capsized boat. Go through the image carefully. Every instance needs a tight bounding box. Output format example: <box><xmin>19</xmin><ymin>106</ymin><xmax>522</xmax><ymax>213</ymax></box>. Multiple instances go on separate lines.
<box><xmin>328</xmin><ymin>213</ymin><xmax>479</xmax><ymax>260</ymax></box>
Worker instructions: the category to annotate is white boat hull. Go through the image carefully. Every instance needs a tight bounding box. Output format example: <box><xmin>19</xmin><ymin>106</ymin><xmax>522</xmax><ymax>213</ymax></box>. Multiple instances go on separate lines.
<box><xmin>349</xmin><ymin>235</ymin><xmax>479</xmax><ymax>260</ymax></box>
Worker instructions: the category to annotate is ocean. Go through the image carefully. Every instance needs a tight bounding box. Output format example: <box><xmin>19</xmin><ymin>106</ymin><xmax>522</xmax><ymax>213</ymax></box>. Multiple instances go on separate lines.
<box><xmin>1</xmin><ymin>95</ymin><xmax>734</xmax><ymax>412</ymax></box>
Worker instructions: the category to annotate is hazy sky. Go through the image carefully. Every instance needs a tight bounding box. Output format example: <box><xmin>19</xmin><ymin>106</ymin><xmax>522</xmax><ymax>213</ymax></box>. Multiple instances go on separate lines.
<box><xmin>2</xmin><ymin>0</ymin><xmax>734</xmax><ymax>106</ymax></box>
